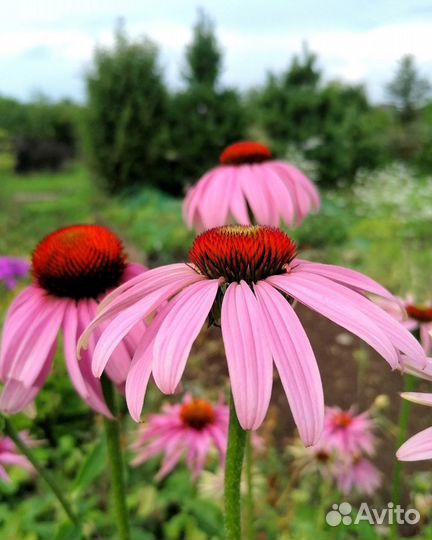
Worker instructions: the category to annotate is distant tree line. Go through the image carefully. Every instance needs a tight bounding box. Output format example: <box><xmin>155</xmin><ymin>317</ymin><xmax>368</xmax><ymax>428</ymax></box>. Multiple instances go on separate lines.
<box><xmin>1</xmin><ymin>11</ymin><xmax>431</xmax><ymax>192</ymax></box>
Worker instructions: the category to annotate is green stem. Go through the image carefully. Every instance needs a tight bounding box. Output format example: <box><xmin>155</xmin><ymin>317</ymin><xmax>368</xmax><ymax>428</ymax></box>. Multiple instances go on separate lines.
<box><xmin>3</xmin><ymin>416</ymin><xmax>79</xmax><ymax>526</ymax></box>
<box><xmin>102</xmin><ymin>377</ymin><xmax>131</xmax><ymax>540</ymax></box>
<box><xmin>245</xmin><ymin>432</ymin><xmax>254</xmax><ymax>539</ymax></box>
<box><xmin>224</xmin><ymin>393</ymin><xmax>247</xmax><ymax>540</ymax></box>
<box><xmin>391</xmin><ymin>373</ymin><xmax>417</xmax><ymax>538</ymax></box>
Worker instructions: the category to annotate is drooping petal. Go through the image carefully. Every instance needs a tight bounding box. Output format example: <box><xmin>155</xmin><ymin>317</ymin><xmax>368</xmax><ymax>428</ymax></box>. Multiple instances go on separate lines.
<box><xmin>254</xmin><ymin>281</ymin><xmax>324</xmax><ymax>445</ymax></box>
<box><xmin>62</xmin><ymin>300</ymin><xmax>89</xmax><ymax>398</ymax></box>
<box><xmin>268</xmin><ymin>273</ymin><xmax>400</xmax><ymax>368</ymax></box>
<box><xmin>238</xmin><ymin>165</ymin><xmax>271</xmax><ymax>224</ymax></box>
<box><xmin>152</xmin><ymin>279</ymin><xmax>219</xmax><ymax>394</ymax></box>
<box><xmin>79</xmin><ymin>264</ymin><xmax>203</xmax><ymax>350</ymax></box>
<box><xmin>293</xmin><ymin>260</ymin><xmax>396</xmax><ymax>301</ymax></box>
<box><xmin>228</xmin><ymin>168</ymin><xmax>251</xmax><ymax>225</ymax></box>
<box><xmin>0</xmin><ymin>342</ymin><xmax>56</xmax><ymax>413</ymax></box>
<box><xmin>221</xmin><ymin>281</ymin><xmax>273</xmax><ymax>430</ymax></box>
<box><xmin>400</xmin><ymin>392</ymin><xmax>432</xmax><ymax>407</ymax></box>
<box><xmin>90</xmin><ymin>282</ymin><xmax>192</xmax><ymax>378</ymax></box>
<box><xmin>289</xmin><ymin>272</ymin><xmax>425</xmax><ymax>365</ymax></box>
<box><xmin>397</xmin><ymin>427</ymin><xmax>432</xmax><ymax>461</ymax></box>
<box><xmin>7</xmin><ymin>298</ymin><xmax>66</xmax><ymax>387</ymax></box>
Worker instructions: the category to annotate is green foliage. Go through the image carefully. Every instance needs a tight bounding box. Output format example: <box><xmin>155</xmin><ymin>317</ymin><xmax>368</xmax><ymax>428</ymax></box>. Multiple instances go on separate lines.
<box><xmin>386</xmin><ymin>55</ymin><xmax>431</xmax><ymax>122</ymax></box>
<box><xmin>165</xmin><ymin>11</ymin><xmax>247</xmax><ymax>194</ymax></box>
<box><xmin>83</xmin><ymin>25</ymin><xmax>168</xmax><ymax>194</ymax></box>
<box><xmin>182</xmin><ymin>9</ymin><xmax>222</xmax><ymax>88</ymax></box>
<box><xmin>250</xmin><ymin>47</ymin><xmax>392</xmax><ymax>185</ymax></box>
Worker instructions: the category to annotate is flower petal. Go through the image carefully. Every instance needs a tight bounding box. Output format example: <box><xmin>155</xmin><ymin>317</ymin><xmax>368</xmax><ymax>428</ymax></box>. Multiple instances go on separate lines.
<box><xmin>221</xmin><ymin>281</ymin><xmax>273</xmax><ymax>430</ymax></box>
<box><xmin>268</xmin><ymin>273</ymin><xmax>399</xmax><ymax>368</ymax></box>
<box><xmin>397</xmin><ymin>427</ymin><xmax>432</xmax><ymax>461</ymax></box>
<box><xmin>254</xmin><ymin>280</ymin><xmax>323</xmax><ymax>445</ymax></box>
<box><xmin>400</xmin><ymin>392</ymin><xmax>432</xmax><ymax>407</ymax></box>
<box><xmin>152</xmin><ymin>279</ymin><xmax>219</xmax><ymax>394</ymax></box>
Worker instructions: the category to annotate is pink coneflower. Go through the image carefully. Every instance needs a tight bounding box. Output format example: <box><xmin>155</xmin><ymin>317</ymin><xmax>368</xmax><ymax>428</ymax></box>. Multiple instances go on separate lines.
<box><xmin>336</xmin><ymin>455</ymin><xmax>381</xmax><ymax>495</ymax></box>
<box><xmin>0</xmin><ymin>225</ymin><xmax>146</xmax><ymax>416</ymax></box>
<box><xmin>81</xmin><ymin>225</ymin><xmax>425</xmax><ymax>445</ymax></box>
<box><xmin>131</xmin><ymin>395</ymin><xmax>228</xmax><ymax>480</ymax></box>
<box><xmin>397</xmin><ymin>392</ymin><xmax>432</xmax><ymax>461</ymax></box>
<box><xmin>319</xmin><ymin>406</ymin><xmax>376</xmax><ymax>455</ymax></box>
<box><xmin>183</xmin><ymin>141</ymin><xmax>320</xmax><ymax>231</ymax></box>
<box><xmin>0</xmin><ymin>432</ymin><xmax>34</xmax><ymax>482</ymax></box>
<box><xmin>0</xmin><ymin>256</ymin><xmax>30</xmax><ymax>290</ymax></box>
<box><xmin>375</xmin><ymin>295</ymin><xmax>432</xmax><ymax>354</ymax></box>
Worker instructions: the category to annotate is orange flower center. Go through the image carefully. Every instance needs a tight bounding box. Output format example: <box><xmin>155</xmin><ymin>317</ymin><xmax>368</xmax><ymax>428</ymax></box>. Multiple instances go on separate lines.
<box><xmin>189</xmin><ymin>225</ymin><xmax>297</xmax><ymax>284</ymax></box>
<box><xmin>32</xmin><ymin>225</ymin><xmax>126</xmax><ymax>300</ymax></box>
<box><xmin>315</xmin><ymin>450</ymin><xmax>330</xmax><ymax>462</ymax></box>
<box><xmin>220</xmin><ymin>141</ymin><xmax>272</xmax><ymax>165</ymax></box>
<box><xmin>406</xmin><ymin>304</ymin><xmax>432</xmax><ymax>323</ymax></box>
<box><xmin>332</xmin><ymin>412</ymin><xmax>353</xmax><ymax>429</ymax></box>
<box><xmin>180</xmin><ymin>399</ymin><xmax>216</xmax><ymax>430</ymax></box>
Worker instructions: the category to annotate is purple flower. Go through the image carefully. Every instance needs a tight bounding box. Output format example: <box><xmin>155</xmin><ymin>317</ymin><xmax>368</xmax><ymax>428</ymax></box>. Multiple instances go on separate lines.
<box><xmin>0</xmin><ymin>257</ymin><xmax>30</xmax><ymax>290</ymax></box>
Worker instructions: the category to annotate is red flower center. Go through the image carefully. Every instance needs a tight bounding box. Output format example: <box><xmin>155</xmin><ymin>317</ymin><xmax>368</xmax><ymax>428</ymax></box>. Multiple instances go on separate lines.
<box><xmin>32</xmin><ymin>225</ymin><xmax>126</xmax><ymax>300</ymax></box>
<box><xmin>189</xmin><ymin>225</ymin><xmax>297</xmax><ymax>284</ymax></box>
<box><xmin>332</xmin><ymin>412</ymin><xmax>353</xmax><ymax>429</ymax></box>
<box><xmin>219</xmin><ymin>141</ymin><xmax>272</xmax><ymax>165</ymax></box>
<box><xmin>406</xmin><ymin>304</ymin><xmax>432</xmax><ymax>323</ymax></box>
<box><xmin>180</xmin><ymin>399</ymin><xmax>216</xmax><ymax>430</ymax></box>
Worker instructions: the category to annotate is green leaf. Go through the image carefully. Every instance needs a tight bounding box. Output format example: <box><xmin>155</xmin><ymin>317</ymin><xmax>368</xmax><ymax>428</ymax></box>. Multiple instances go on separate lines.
<box><xmin>71</xmin><ymin>438</ymin><xmax>107</xmax><ymax>496</ymax></box>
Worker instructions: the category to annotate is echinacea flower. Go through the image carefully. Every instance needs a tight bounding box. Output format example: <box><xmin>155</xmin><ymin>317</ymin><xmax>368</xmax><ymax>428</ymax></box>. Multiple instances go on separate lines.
<box><xmin>0</xmin><ymin>257</ymin><xmax>30</xmax><ymax>290</ymax></box>
<box><xmin>81</xmin><ymin>225</ymin><xmax>426</xmax><ymax>446</ymax></box>
<box><xmin>397</xmin><ymin>392</ymin><xmax>432</xmax><ymax>461</ymax></box>
<box><xmin>336</xmin><ymin>455</ymin><xmax>381</xmax><ymax>495</ymax></box>
<box><xmin>0</xmin><ymin>225</ymin><xmax>146</xmax><ymax>416</ymax></box>
<box><xmin>130</xmin><ymin>395</ymin><xmax>228</xmax><ymax>480</ymax></box>
<box><xmin>0</xmin><ymin>431</ymin><xmax>34</xmax><ymax>482</ymax></box>
<box><xmin>375</xmin><ymin>295</ymin><xmax>432</xmax><ymax>354</ymax></box>
<box><xmin>183</xmin><ymin>141</ymin><xmax>320</xmax><ymax>231</ymax></box>
<box><xmin>319</xmin><ymin>406</ymin><xmax>376</xmax><ymax>455</ymax></box>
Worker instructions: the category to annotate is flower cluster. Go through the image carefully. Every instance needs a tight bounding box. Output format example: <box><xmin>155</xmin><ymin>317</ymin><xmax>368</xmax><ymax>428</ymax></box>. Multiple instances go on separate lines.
<box><xmin>131</xmin><ymin>395</ymin><xmax>228</xmax><ymax>480</ymax></box>
<box><xmin>292</xmin><ymin>406</ymin><xmax>381</xmax><ymax>496</ymax></box>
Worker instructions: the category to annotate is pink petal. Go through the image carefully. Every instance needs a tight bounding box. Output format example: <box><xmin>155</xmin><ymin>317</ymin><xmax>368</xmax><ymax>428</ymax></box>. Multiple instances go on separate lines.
<box><xmin>152</xmin><ymin>279</ymin><xmax>219</xmax><ymax>394</ymax></box>
<box><xmin>254</xmin><ymin>281</ymin><xmax>323</xmax><ymax>445</ymax></box>
<box><xmin>62</xmin><ymin>301</ymin><xmax>89</xmax><ymax>398</ymax></box>
<box><xmin>221</xmin><ymin>281</ymin><xmax>273</xmax><ymax>430</ymax></box>
<box><xmin>397</xmin><ymin>427</ymin><xmax>432</xmax><ymax>461</ymax></box>
<box><xmin>238</xmin><ymin>165</ymin><xmax>272</xmax><ymax>224</ymax></box>
<box><xmin>293</xmin><ymin>260</ymin><xmax>396</xmax><ymax>300</ymax></box>
<box><xmin>8</xmin><ymin>298</ymin><xmax>66</xmax><ymax>386</ymax></box>
<box><xmin>91</xmin><ymin>281</ymin><xmax>193</xmax><ymax>378</ymax></box>
<box><xmin>125</xmin><ymin>303</ymin><xmax>174</xmax><ymax>421</ymax></box>
<box><xmin>400</xmin><ymin>392</ymin><xmax>432</xmax><ymax>407</ymax></box>
<box><xmin>268</xmin><ymin>273</ymin><xmax>399</xmax><ymax>368</ymax></box>
<box><xmin>228</xmin><ymin>168</ymin><xmax>251</xmax><ymax>225</ymax></box>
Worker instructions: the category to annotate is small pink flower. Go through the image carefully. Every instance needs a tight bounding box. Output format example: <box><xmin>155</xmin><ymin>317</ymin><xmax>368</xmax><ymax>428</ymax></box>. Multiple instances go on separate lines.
<box><xmin>0</xmin><ymin>432</ymin><xmax>35</xmax><ymax>482</ymax></box>
<box><xmin>81</xmin><ymin>225</ymin><xmax>425</xmax><ymax>446</ymax></box>
<box><xmin>183</xmin><ymin>141</ymin><xmax>320</xmax><ymax>231</ymax></box>
<box><xmin>318</xmin><ymin>406</ymin><xmax>376</xmax><ymax>455</ymax></box>
<box><xmin>0</xmin><ymin>257</ymin><xmax>30</xmax><ymax>290</ymax></box>
<box><xmin>0</xmin><ymin>225</ymin><xmax>146</xmax><ymax>416</ymax></box>
<box><xmin>397</xmin><ymin>392</ymin><xmax>432</xmax><ymax>461</ymax></box>
<box><xmin>131</xmin><ymin>395</ymin><xmax>228</xmax><ymax>480</ymax></box>
<box><xmin>336</xmin><ymin>455</ymin><xmax>381</xmax><ymax>495</ymax></box>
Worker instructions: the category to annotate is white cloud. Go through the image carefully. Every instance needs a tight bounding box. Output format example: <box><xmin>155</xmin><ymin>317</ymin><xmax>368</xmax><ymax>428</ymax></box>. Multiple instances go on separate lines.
<box><xmin>1</xmin><ymin>6</ymin><xmax>432</xmax><ymax>102</ymax></box>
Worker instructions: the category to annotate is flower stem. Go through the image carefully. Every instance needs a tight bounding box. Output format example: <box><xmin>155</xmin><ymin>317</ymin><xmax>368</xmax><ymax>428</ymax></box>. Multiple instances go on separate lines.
<box><xmin>3</xmin><ymin>416</ymin><xmax>79</xmax><ymax>526</ymax></box>
<box><xmin>102</xmin><ymin>377</ymin><xmax>131</xmax><ymax>540</ymax></box>
<box><xmin>224</xmin><ymin>392</ymin><xmax>247</xmax><ymax>540</ymax></box>
<box><xmin>245</xmin><ymin>431</ymin><xmax>255</xmax><ymax>539</ymax></box>
<box><xmin>391</xmin><ymin>373</ymin><xmax>417</xmax><ymax>538</ymax></box>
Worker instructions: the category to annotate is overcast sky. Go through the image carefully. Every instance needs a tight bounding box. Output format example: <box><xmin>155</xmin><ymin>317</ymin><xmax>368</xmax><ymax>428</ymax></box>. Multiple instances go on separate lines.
<box><xmin>1</xmin><ymin>0</ymin><xmax>432</xmax><ymax>103</ymax></box>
